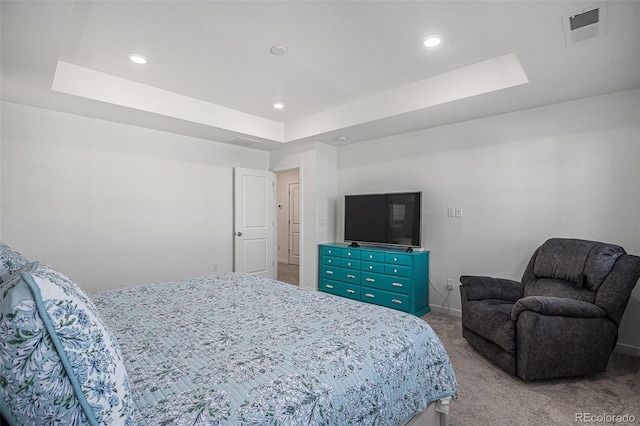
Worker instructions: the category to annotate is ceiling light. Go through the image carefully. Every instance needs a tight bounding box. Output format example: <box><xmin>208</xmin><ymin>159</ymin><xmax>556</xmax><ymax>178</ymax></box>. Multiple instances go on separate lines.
<box><xmin>335</xmin><ymin>135</ymin><xmax>348</xmax><ymax>142</ymax></box>
<box><xmin>270</xmin><ymin>45</ymin><xmax>288</xmax><ymax>56</ymax></box>
<box><xmin>423</xmin><ymin>35</ymin><xmax>442</xmax><ymax>48</ymax></box>
<box><xmin>273</xmin><ymin>103</ymin><xmax>284</xmax><ymax>109</ymax></box>
<box><xmin>127</xmin><ymin>53</ymin><xmax>148</xmax><ymax>65</ymax></box>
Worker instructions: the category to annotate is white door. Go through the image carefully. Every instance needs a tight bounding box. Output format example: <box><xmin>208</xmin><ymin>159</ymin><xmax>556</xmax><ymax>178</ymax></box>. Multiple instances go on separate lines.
<box><xmin>288</xmin><ymin>183</ymin><xmax>300</xmax><ymax>265</ymax></box>
<box><xmin>234</xmin><ymin>167</ymin><xmax>275</xmax><ymax>278</ymax></box>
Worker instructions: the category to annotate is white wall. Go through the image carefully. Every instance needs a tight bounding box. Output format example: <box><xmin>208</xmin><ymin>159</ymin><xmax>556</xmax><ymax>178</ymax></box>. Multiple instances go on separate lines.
<box><xmin>315</xmin><ymin>142</ymin><xmax>338</xmax><ymax>245</ymax></box>
<box><xmin>336</xmin><ymin>89</ymin><xmax>640</xmax><ymax>353</ymax></box>
<box><xmin>1</xmin><ymin>101</ymin><xmax>269</xmax><ymax>292</ymax></box>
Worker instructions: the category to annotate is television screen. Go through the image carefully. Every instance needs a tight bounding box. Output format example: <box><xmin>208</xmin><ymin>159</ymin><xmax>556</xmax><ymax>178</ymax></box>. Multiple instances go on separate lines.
<box><xmin>344</xmin><ymin>192</ymin><xmax>421</xmax><ymax>247</ymax></box>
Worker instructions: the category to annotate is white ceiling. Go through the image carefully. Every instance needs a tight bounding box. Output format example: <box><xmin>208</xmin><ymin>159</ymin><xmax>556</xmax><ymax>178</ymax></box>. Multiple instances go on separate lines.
<box><xmin>2</xmin><ymin>1</ymin><xmax>639</xmax><ymax>151</ymax></box>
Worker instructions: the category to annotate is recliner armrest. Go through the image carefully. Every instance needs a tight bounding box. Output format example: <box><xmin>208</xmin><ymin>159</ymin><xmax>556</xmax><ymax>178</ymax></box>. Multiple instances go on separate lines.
<box><xmin>460</xmin><ymin>275</ymin><xmax>524</xmax><ymax>302</ymax></box>
<box><xmin>511</xmin><ymin>296</ymin><xmax>606</xmax><ymax>322</ymax></box>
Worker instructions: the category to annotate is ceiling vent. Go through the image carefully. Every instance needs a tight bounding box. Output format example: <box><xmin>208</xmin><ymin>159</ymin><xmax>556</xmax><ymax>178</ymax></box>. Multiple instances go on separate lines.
<box><xmin>562</xmin><ymin>3</ymin><xmax>607</xmax><ymax>45</ymax></box>
<box><xmin>225</xmin><ymin>136</ymin><xmax>263</xmax><ymax>147</ymax></box>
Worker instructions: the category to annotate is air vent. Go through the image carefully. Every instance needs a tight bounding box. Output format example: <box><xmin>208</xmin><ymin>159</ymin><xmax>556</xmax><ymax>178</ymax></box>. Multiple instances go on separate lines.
<box><xmin>562</xmin><ymin>3</ymin><xmax>607</xmax><ymax>45</ymax></box>
<box><xmin>226</xmin><ymin>136</ymin><xmax>263</xmax><ymax>147</ymax></box>
<box><xmin>570</xmin><ymin>8</ymin><xmax>599</xmax><ymax>30</ymax></box>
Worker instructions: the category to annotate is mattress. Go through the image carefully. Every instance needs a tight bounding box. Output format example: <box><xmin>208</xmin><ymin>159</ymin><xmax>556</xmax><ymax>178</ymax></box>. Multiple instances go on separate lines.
<box><xmin>91</xmin><ymin>272</ymin><xmax>457</xmax><ymax>425</ymax></box>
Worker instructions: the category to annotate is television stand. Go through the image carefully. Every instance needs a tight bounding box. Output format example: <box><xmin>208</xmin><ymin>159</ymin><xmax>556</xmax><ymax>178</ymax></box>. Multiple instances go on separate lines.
<box><xmin>318</xmin><ymin>243</ymin><xmax>430</xmax><ymax>316</ymax></box>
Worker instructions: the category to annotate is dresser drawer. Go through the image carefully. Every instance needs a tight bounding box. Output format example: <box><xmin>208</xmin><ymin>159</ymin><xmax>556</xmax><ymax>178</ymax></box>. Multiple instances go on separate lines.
<box><xmin>361</xmin><ymin>287</ymin><xmax>410</xmax><ymax>312</ymax></box>
<box><xmin>320</xmin><ymin>265</ymin><xmax>360</xmax><ymax>284</ymax></box>
<box><xmin>321</xmin><ymin>246</ymin><xmax>340</xmax><ymax>257</ymax></box>
<box><xmin>320</xmin><ymin>279</ymin><xmax>361</xmax><ymax>301</ymax></box>
<box><xmin>385</xmin><ymin>264</ymin><xmax>411</xmax><ymax>277</ymax></box>
<box><xmin>341</xmin><ymin>259</ymin><xmax>361</xmax><ymax>269</ymax></box>
<box><xmin>341</xmin><ymin>249</ymin><xmax>362</xmax><ymax>259</ymax></box>
<box><xmin>322</xmin><ymin>256</ymin><xmax>340</xmax><ymax>266</ymax></box>
<box><xmin>361</xmin><ymin>272</ymin><xmax>410</xmax><ymax>295</ymax></box>
<box><xmin>361</xmin><ymin>251</ymin><xmax>385</xmax><ymax>263</ymax></box>
<box><xmin>384</xmin><ymin>253</ymin><xmax>411</xmax><ymax>266</ymax></box>
<box><xmin>362</xmin><ymin>261</ymin><xmax>385</xmax><ymax>273</ymax></box>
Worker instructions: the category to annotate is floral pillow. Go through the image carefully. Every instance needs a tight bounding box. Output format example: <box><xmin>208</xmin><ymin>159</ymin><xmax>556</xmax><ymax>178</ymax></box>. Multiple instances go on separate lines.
<box><xmin>0</xmin><ymin>262</ymin><xmax>134</xmax><ymax>425</ymax></box>
<box><xmin>0</xmin><ymin>242</ymin><xmax>29</xmax><ymax>283</ymax></box>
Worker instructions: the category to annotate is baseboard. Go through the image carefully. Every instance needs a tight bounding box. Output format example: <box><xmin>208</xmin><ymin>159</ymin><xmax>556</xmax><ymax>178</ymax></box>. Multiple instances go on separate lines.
<box><xmin>614</xmin><ymin>342</ymin><xmax>640</xmax><ymax>357</ymax></box>
<box><xmin>428</xmin><ymin>304</ymin><xmax>462</xmax><ymax>317</ymax></box>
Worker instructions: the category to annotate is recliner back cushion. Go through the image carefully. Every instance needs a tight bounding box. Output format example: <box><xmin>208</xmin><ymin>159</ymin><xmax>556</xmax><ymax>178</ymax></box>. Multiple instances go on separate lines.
<box><xmin>583</xmin><ymin>243</ymin><xmax>625</xmax><ymax>291</ymax></box>
<box><xmin>524</xmin><ymin>278</ymin><xmax>596</xmax><ymax>304</ymax></box>
<box><xmin>533</xmin><ymin>239</ymin><xmax>593</xmax><ymax>286</ymax></box>
<box><xmin>532</xmin><ymin>239</ymin><xmax>624</xmax><ymax>292</ymax></box>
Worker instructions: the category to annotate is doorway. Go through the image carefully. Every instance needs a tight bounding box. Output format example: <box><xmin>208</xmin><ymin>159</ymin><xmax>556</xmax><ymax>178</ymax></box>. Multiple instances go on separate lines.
<box><xmin>276</xmin><ymin>169</ymin><xmax>300</xmax><ymax>286</ymax></box>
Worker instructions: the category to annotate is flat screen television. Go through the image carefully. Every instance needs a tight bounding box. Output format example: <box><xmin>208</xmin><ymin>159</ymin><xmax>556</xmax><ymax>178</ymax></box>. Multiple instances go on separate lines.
<box><xmin>344</xmin><ymin>192</ymin><xmax>421</xmax><ymax>248</ymax></box>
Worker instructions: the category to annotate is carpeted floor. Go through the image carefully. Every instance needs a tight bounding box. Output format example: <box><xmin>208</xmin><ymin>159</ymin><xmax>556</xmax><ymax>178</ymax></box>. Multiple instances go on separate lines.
<box><xmin>422</xmin><ymin>311</ymin><xmax>640</xmax><ymax>426</ymax></box>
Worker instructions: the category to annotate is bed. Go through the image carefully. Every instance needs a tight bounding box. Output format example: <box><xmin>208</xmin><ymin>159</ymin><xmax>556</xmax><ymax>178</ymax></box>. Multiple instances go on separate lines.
<box><xmin>0</xmin><ymin>245</ymin><xmax>457</xmax><ymax>426</ymax></box>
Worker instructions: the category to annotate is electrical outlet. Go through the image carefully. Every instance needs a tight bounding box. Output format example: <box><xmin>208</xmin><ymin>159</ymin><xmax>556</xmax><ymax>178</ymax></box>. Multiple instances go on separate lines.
<box><xmin>213</xmin><ymin>263</ymin><xmax>218</xmax><ymax>272</ymax></box>
<box><xmin>446</xmin><ymin>278</ymin><xmax>454</xmax><ymax>290</ymax></box>
<box><xmin>455</xmin><ymin>207</ymin><xmax>463</xmax><ymax>218</ymax></box>
<box><xmin>447</xmin><ymin>207</ymin><xmax>455</xmax><ymax>217</ymax></box>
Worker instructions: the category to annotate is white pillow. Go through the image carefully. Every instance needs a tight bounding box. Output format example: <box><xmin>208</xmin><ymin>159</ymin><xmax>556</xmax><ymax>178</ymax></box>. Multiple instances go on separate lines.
<box><xmin>0</xmin><ymin>262</ymin><xmax>134</xmax><ymax>425</ymax></box>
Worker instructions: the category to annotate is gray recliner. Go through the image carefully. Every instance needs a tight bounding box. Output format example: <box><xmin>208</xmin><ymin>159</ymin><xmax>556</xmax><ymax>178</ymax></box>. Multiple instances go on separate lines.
<box><xmin>460</xmin><ymin>238</ymin><xmax>640</xmax><ymax>380</ymax></box>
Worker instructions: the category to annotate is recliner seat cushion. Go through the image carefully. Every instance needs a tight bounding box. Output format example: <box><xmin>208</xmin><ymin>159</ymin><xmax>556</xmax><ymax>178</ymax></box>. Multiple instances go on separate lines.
<box><xmin>463</xmin><ymin>299</ymin><xmax>516</xmax><ymax>352</ymax></box>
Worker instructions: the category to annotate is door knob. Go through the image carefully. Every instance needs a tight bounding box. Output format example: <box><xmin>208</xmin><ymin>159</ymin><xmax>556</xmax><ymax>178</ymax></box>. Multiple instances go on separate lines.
<box><xmin>236</xmin><ymin>232</ymin><xmax>243</xmax><ymax>236</ymax></box>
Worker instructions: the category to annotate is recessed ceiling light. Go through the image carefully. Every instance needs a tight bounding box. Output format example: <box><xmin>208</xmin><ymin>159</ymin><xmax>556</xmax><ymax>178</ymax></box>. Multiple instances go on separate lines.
<box><xmin>127</xmin><ymin>53</ymin><xmax>149</xmax><ymax>65</ymax></box>
<box><xmin>270</xmin><ymin>45</ymin><xmax>288</xmax><ymax>56</ymax></box>
<box><xmin>273</xmin><ymin>103</ymin><xmax>284</xmax><ymax>109</ymax></box>
<box><xmin>423</xmin><ymin>35</ymin><xmax>442</xmax><ymax>48</ymax></box>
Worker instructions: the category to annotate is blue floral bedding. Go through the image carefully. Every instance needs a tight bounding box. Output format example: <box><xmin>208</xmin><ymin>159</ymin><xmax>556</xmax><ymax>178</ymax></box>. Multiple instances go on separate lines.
<box><xmin>91</xmin><ymin>272</ymin><xmax>457</xmax><ymax>425</ymax></box>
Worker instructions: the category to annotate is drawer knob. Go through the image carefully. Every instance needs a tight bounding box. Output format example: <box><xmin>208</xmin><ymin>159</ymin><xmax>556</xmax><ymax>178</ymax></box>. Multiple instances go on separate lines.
<box><xmin>394</xmin><ymin>269</ymin><xmax>398</xmax><ymax>273</ymax></box>
<box><xmin>365</xmin><ymin>278</ymin><xmax>375</xmax><ymax>282</ymax></box>
<box><xmin>394</xmin><ymin>257</ymin><xmax>398</xmax><ymax>262</ymax></box>
<box><xmin>369</xmin><ymin>255</ymin><xmax>373</xmax><ymax>259</ymax></box>
<box><xmin>328</xmin><ymin>259</ymin><xmax>332</xmax><ymax>263</ymax></box>
<box><xmin>326</xmin><ymin>284</ymin><xmax>334</xmax><ymax>289</ymax></box>
<box><xmin>326</xmin><ymin>270</ymin><xmax>334</xmax><ymax>275</ymax></box>
<box><xmin>365</xmin><ymin>293</ymin><xmax>375</xmax><ymax>298</ymax></box>
<box><xmin>347</xmin><ymin>274</ymin><xmax>356</xmax><ymax>279</ymax></box>
<box><xmin>347</xmin><ymin>289</ymin><xmax>355</xmax><ymax>294</ymax></box>
<box><xmin>392</xmin><ymin>299</ymin><xmax>402</xmax><ymax>304</ymax></box>
<box><xmin>392</xmin><ymin>282</ymin><xmax>403</xmax><ymax>287</ymax></box>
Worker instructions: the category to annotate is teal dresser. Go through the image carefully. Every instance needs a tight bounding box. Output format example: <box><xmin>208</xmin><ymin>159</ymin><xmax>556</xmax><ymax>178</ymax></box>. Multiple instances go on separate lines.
<box><xmin>318</xmin><ymin>243</ymin><xmax>430</xmax><ymax>316</ymax></box>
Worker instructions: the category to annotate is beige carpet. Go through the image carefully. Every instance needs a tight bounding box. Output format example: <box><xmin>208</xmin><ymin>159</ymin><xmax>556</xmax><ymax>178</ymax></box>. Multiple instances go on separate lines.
<box><xmin>422</xmin><ymin>311</ymin><xmax>640</xmax><ymax>426</ymax></box>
